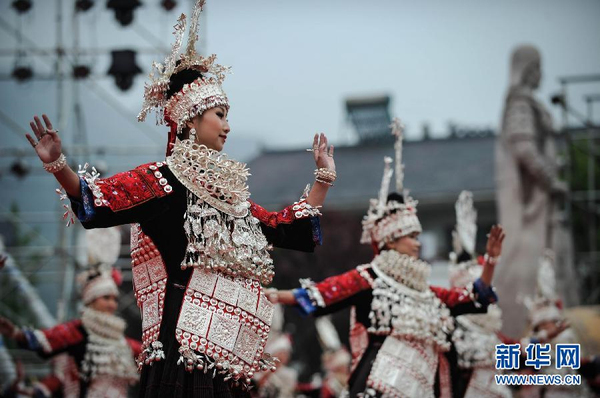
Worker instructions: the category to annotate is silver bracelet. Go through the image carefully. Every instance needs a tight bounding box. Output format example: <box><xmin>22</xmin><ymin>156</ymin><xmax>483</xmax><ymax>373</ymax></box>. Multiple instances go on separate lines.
<box><xmin>314</xmin><ymin>168</ymin><xmax>336</xmax><ymax>186</ymax></box>
<box><xmin>43</xmin><ymin>153</ymin><xmax>67</xmax><ymax>173</ymax></box>
<box><xmin>484</xmin><ymin>253</ymin><xmax>499</xmax><ymax>265</ymax></box>
<box><xmin>315</xmin><ymin>178</ymin><xmax>334</xmax><ymax>186</ymax></box>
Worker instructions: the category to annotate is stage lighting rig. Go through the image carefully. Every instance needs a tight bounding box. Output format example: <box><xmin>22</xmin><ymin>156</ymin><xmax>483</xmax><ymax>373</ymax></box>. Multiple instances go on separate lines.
<box><xmin>107</xmin><ymin>0</ymin><xmax>141</xmax><ymax>26</ymax></box>
<box><xmin>75</xmin><ymin>0</ymin><xmax>95</xmax><ymax>12</ymax></box>
<box><xmin>12</xmin><ymin>0</ymin><xmax>32</xmax><ymax>13</ymax></box>
<box><xmin>73</xmin><ymin>65</ymin><xmax>91</xmax><ymax>79</ymax></box>
<box><xmin>12</xmin><ymin>65</ymin><xmax>33</xmax><ymax>82</ymax></box>
<box><xmin>161</xmin><ymin>0</ymin><xmax>177</xmax><ymax>11</ymax></box>
<box><xmin>10</xmin><ymin>159</ymin><xmax>30</xmax><ymax>179</ymax></box>
<box><xmin>107</xmin><ymin>50</ymin><xmax>141</xmax><ymax>91</ymax></box>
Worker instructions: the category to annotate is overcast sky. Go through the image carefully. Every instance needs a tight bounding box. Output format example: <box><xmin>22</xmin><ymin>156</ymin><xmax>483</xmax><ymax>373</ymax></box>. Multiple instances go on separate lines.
<box><xmin>1</xmin><ymin>0</ymin><xmax>599</xmax><ymax>164</ymax></box>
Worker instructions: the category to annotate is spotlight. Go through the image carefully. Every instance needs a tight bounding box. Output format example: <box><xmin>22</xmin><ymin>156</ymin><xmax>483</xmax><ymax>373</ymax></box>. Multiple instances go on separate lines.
<box><xmin>161</xmin><ymin>0</ymin><xmax>177</xmax><ymax>11</ymax></box>
<box><xmin>10</xmin><ymin>159</ymin><xmax>30</xmax><ymax>179</ymax></box>
<box><xmin>75</xmin><ymin>0</ymin><xmax>94</xmax><ymax>12</ymax></box>
<box><xmin>551</xmin><ymin>94</ymin><xmax>566</xmax><ymax>108</ymax></box>
<box><xmin>12</xmin><ymin>66</ymin><xmax>33</xmax><ymax>82</ymax></box>
<box><xmin>73</xmin><ymin>65</ymin><xmax>91</xmax><ymax>79</ymax></box>
<box><xmin>12</xmin><ymin>0</ymin><xmax>32</xmax><ymax>13</ymax></box>
<box><xmin>107</xmin><ymin>0</ymin><xmax>141</xmax><ymax>26</ymax></box>
<box><xmin>107</xmin><ymin>50</ymin><xmax>142</xmax><ymax>91</ymax></box>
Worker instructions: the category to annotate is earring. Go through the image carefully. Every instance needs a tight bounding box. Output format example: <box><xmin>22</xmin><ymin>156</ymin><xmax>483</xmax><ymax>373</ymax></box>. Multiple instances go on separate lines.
<box><xmin>189</xmin><ymin>128</ymin><xmax>196</xmax><ymax>141</ymax></box>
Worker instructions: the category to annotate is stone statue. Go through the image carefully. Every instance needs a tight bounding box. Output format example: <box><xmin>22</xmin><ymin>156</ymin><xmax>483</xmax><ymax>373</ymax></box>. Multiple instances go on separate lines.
<box><xmin>494</xmin><ymin>45</ymin><xmax>574</xmax><ymax>338</ymax></box>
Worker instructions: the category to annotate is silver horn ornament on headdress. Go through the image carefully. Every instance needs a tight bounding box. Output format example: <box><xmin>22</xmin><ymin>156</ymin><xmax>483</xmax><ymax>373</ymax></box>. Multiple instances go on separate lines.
<box><xmin>138</xmin><ymin>0</ymin><xmax>231</xmax><ymax>130</ymax></box>
<box><xmin>360</xmin><ymin>118</ymin><xmax>421</xmax><ymax>247</ymax></box>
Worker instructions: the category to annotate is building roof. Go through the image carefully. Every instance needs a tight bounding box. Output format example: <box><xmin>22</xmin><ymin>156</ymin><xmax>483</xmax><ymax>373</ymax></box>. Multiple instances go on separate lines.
<box><xmin>247</xmin><ymin>133</ymin><xmax>497</xmax><ymax>209</ymax></box>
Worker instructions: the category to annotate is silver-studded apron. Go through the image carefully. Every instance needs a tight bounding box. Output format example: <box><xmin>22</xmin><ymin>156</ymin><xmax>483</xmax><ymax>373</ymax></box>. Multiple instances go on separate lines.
<box><xmin>176</xmin><ymin>269</ymin><xmax>274</xmax><ymax>384</ymax></box>
<box><xmin>362</xmin><ymin>258</ymin><xmax>454</xmax><ymax>398</ymax></box>
<box><xmin>74</xmin><ymin>155</ymin><xmax>319</xmax><ymax>396</ymax></box>
<box><xmin>128</xmin><ymin>173</ymin><xmax>275</xmax><ymax>395</ymax></box>
<box><xmin>131</xmin><ymin>175</ymin><xmax>276</xmax><ymax>387</ymax></box>
<box><xmin>131</xmin><ymin>223</ymin><xmax>168</xmax><ymax>366</ymax></box>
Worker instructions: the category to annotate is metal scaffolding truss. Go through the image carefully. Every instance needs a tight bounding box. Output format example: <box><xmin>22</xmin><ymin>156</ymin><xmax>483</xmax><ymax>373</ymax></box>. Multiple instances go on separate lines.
<box><xmin>557</xmin><ymin>74</ymin><xmax>600</xmax><ymax>303</ymax></box>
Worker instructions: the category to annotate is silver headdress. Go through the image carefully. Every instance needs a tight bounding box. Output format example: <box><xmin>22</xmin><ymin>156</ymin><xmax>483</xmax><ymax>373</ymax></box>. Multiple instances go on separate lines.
<box><xmin>449</xmin><ymin>191</ymin><xmax>479</xmax><ymax>285</ymax></box>
<box><xmin>138</xmin><ymin>0</ymin><xmax>231</xmax><ymax>133</ymax></box>
<box><xmin>360</xmin><ymin>118</ymin><xmax>422</xmax><ymax>248</ymax></box>
<box><xmin>453</xmin><ymin>190</ymin><xmax>477</xmax><ymax>257</ymax></box>
<box><xmin>77</xmin><ymin>228</ymin><xmax>122</xmax><ymax>305</ymax></box>
<box><xmin>523</xmin><ymin>250</ymin><xmax>563</xmax><ymax>328</ymax></box>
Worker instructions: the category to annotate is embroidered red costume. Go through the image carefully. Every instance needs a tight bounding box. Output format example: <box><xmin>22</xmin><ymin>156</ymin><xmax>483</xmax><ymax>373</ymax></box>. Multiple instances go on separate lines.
<box><xmin>70</xmin><ymin>156</ymin><xmax>322</xmax><ymax>398</ymax></box>
<box><xmin>20</xmin><ymin>313</ymin><xmax>141</xmax><ymax>398</ymax></box>
<box><xmin>289</xmin><ymin>119</ymin><xmax>499</xmax><ymax>397</ymax></box>
<box><xmin>294</xmin><ymin>252</ymin><xmax>496</xmax><ymax>398</ymax></box>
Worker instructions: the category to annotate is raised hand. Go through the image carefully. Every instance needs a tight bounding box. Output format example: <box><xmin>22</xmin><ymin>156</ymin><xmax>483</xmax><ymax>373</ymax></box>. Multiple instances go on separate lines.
<box><xmin>311</xmin><ymin>133</ymin><xmax>335</xmax><ymax>171</ymax></box>
<box><xmin>305</xmin><ymin>133</ymin><xmax>336</xmax><ymax>206</ymax></box>
<box><xmin>25</xmin><ymin>114</ymin><xmax>62</xmax><ymax>163</ymax></box>
<box><xmin>480</xmin><ymin>225</ymin><xmax>505</xmax><ymax>286</ymax></box>
<box><xmin>486</xmin><ymin>224</ymin><xmax>505</xmax><ymax>259</ymax></box>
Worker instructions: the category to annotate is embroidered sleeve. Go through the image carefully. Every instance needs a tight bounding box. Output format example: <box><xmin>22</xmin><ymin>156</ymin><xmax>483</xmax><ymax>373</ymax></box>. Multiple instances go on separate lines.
<box><xmin>310</xmin><ymin>216</ymin><xmax>322</xmax><ymax>246</ymax></box>
<box><xmin>431</xmin><ymin>278</ymin><xmax>497</xmax><ymax>309</ymax></box>
<box><xmin>293</xmin><ymin>268</ymin><xmax>373</xmax><ymax>315</ymax></box>
<box><xmin>249</xmin><ymin>200</ymin><xmax>321</xmax><ymax>228</ymax></box>
<box><xmin>67</xmin><ymin>163</ymin><xmax>176</xmax><ymax>228</ymax></box>
<box><xmin>430</xmin><ymin>285</ymin><xmax>472</xmax><ymax>307</ymax></box>
<box><xmin>293</xmin><ymin>287</ymin><xmax>318</xmax><ymax>315</ymax></box>
<box><xmin>89</xmin><ymin>162</ymin><xmax>173</xmax><ymax>212</ymax></box>
<box><xmin>67</xmin><ymin>178</ymin><xmax>96</xmax><ymax>222</ymax></box>
<box><xmin>473</xmin><ymin>278</ymin><xmax>498</xmax><ymax>307</ymax></box>
<box><xmin>250</xmin><ymin>199</ymin><xmax>323</xmax><ymax>251</ymax></box>
<box><xmin>21</xmin><ymin>320</ymin><xmax>84</xmax><ymax>357</ymax></box>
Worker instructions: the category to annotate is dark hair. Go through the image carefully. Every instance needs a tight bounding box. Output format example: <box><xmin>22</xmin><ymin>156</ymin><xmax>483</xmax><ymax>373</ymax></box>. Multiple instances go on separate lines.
<box><xmin>456</xmin><ymin>250</ymin><xmax>473</xmax><ymax>263</ymax></box>
<box><xmin>386</xmin><ymin>192</ymin><xmax>404</xmax><ymax>204</ymax></box>
<box><xmin>166</xmin><ymin>67</ymin><xmax>203</xmax><ymax>100</ymax></box>
<box><xmin>375</xmin><ymin>193</ymin><xmax>404</xmax><ymax>228</ymax></box>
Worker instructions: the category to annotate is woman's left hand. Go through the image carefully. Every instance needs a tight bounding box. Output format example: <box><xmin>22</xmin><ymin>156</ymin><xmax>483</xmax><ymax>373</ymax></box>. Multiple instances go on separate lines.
<box><xmin>480</xmin><ymin>225</ymin><xmax>505</xmax><ymax>286</ymax></box>
<box><xmin>486</xmin><ymin>224</ymin><xmax>505</xmax><ymax>259</ymax></box>
<box><xmin>312</xmin><ymin>133</ymin><xmax>335</xmax><ymax>171</ymax></box>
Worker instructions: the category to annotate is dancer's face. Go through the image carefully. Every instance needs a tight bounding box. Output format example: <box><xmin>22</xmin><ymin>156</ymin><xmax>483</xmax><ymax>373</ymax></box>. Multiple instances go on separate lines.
<box><xmin>387</xmin><ymin>232</ymin><xmax>421</xmax><ymax>258</ymax></box>
<box><xmin>90</xmin><ymin>294</ymin><xmax>118</xmax><ymax>314</ymax></box>
<box><xmin>188</xmin><ymin>106</ymin><xmax>230</xmax><ymax>151</ymax></box>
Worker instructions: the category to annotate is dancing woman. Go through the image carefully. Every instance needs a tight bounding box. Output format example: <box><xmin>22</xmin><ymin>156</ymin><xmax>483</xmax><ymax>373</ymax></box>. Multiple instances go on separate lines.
<box><xmin>270</xmin><ymin>120</ymin><xmax>504</xmax><ymax>397</ymax></box>
<box><xmin>24</xmin><ymin>1</ymin><xmax>335</xmax><ymax>396</ymax></box>
<box><xmin>0</xmin><ymin>263</ymin><xmax>140</xmax><ymax>397</ymax></box>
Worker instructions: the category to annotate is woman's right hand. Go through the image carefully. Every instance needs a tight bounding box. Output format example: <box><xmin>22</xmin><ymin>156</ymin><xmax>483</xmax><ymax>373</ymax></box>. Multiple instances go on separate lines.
<box><xmin>265</xmin><ymin>288</ymin><xmax>297</xmax><ymax>306</ymax></box>
<box><xmin>25</xmin><ymin>114</ymin><xmax>62</xmax><ymax>163</ymax></box>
